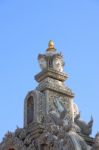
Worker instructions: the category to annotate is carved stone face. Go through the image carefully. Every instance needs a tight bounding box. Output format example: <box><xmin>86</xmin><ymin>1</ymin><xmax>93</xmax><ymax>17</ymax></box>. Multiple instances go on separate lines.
<box><xmin>39</xmin><ymin>57</ymin><xmax>47</xmax><ymax>70</ymax></box>
<box><xmin>53</xmin><ymin>58</ymin><xmax>63</xmax><ymax>72</ymax></box>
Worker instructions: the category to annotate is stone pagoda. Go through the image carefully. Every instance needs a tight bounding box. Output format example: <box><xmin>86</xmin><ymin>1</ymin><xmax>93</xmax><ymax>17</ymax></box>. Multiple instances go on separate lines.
<box><xmin>0</xmin><ymin>41</ymin><xmax>99</xmax><ymax>150</ymax></box>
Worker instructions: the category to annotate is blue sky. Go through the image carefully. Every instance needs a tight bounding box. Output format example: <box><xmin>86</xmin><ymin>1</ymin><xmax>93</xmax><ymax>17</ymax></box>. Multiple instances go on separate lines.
<box><xmin>0</xmin><ymin>0</ymin><xmax>99</xmax><ymax>141</ymax></box>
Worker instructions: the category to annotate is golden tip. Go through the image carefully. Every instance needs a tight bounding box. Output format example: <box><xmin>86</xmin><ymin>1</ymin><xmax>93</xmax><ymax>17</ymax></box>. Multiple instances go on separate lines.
<box><xmin>48</xmin><ymin>40</ymin><xmax>54</xmax><ymax>49</ymax></box>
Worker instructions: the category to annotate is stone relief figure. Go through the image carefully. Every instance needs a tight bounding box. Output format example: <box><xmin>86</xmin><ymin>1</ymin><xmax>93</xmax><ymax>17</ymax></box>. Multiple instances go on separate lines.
<box><xmin>53</xmin><ymin>57</ymin><xmax>64</xmax><ymax>72</ymax></box>
<box><xmin>38</xmin><ymin>55</ymin><xmax>47</xmax><ymax>70</ymax></box>
<box><xmin>43</xmin><ymin>96</ymin><xmax>92</xmax><ymax>150</ymax></box>
<box><xmin>48</xmin><ymin>97</ymin><xmax>69</xmax><ymax>126</ymax></box>
<box><xmin>74</xmin><ymin>113</ymin><xmax>93</xmax><ymax>136</ymax></box>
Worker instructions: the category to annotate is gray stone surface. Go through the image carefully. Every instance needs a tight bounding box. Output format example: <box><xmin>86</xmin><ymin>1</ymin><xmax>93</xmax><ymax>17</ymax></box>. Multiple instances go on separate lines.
<box><xmin>0</xmin><ymin>41</ymin><xmax>98</xmax><ymax>150</ymax></box>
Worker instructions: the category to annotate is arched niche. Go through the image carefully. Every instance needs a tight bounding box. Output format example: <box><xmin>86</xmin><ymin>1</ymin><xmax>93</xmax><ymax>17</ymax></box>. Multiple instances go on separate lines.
<box><xmin>27</xmin><ymin>96</ymin><xmax>34</xmax><ymax>124</ymax></box>
<box><xmin>24</xmin><ymin>90</ymin><xmax>44</xmax><ymax>127</ymax></box>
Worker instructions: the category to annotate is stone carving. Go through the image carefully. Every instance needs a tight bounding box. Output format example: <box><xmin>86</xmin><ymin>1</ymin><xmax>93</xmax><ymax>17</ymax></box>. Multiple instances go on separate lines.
<box><xmin>47</xmin><ymin>91</ymin><xmax>74</xmax><ymax>122</ymax></box>
<box><xmin>0</xmin><ymin>127</ymin><xmax>39</xmax><ymax>150</ymax></box>
<box><xmin>24</xmin><ymin>90</ymin><xmax>45</xmax><ymax>127</ymax></box>
<box><xmin>53</xmin><ymin>56</ymin><xmax>64</xmax><ymax>72</ymax></box>
<box><xmin>38</xmin><ymin>55</ymin><xmax>47</xmax><ymax>70</ymax></box>
<box><xmin>92</xmin><ymin>133</ymin><xmax>99</xmax><ymax>150</ymax></box>
<box><xmin>38</xmin><ymin>121</ymin><xmax>89</xmax><ymax>150</ymax></box>
<box><xmin>38</xmin><ymin>41</ymin><xmax>64</xmax><ymax>73</ymax></box>
<box><xmin>74</xmin><ymin>113</ymin><xmax>93</xmax><ymax>136</ymax></box>
<box><xmin>0</xmin><ymin>109</ymin><xmax>94</xmax><ymax>150</ymax></box>
<box><xmin>0</xmin><ymin>41</ymin><xmax>98</xmax><ymax>150</ymax></box>
<box><xmin>47</xmin><ymin>96</ymin><xmax>71</xmax><ymax>127</ymax></box>
<box><xmin>73</xmin><ymin>102</ymin><xmax>79</xmax><ymax>118</ymax></box>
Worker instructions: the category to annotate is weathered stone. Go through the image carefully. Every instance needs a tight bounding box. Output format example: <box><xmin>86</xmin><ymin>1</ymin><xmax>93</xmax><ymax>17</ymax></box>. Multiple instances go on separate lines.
<box><xmin>0</xmin><ymin>41</ymin><xmax>98</xmax><ymax>150</ymax></box>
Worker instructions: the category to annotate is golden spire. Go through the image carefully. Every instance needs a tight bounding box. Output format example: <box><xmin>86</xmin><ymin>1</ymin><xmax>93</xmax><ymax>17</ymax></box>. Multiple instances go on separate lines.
<box><xmin>46</xmin><ymin>40</ymin><xmax>56</xmax><ymax>52</ymax></box>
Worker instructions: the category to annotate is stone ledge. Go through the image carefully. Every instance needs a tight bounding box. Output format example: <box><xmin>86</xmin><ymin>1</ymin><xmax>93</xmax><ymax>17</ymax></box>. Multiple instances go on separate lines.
<box><xmin>36</xmin><ymin>82</ymin><xmax>74</xmax><ymax>98</ymax></box>
<box><xmin>35</xmin><ymin>68</ymin><xmax>68</xmax><ymax>82</ymax></box>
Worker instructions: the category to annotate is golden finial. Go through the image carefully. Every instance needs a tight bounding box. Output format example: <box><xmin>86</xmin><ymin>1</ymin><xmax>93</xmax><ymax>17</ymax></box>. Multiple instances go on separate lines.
<box><xmin>46</xmin><ymin>40</ymin><xmax>56</xmax><ymax>52</ymax></box>
<box><xmin>48</xmin><ymin>40</ymin><xmax>54</xmax><ymax>49</ymax></box>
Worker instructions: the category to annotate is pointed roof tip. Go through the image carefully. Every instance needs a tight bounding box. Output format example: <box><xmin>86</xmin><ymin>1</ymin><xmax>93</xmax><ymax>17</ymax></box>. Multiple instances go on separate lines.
<box><xmin>46</xmin><ymin>40</ymin><xmax>56</xmax><ymax>52</ymax></box>
<box><xmin>96</xmin><ymin>132</ymin><xmax>99</xmax><ymax>137</ymax></box>
<box><xmin>91</xmin><ymin>115</ymin><xmax>93</xmax><ymax>120</ymax></box>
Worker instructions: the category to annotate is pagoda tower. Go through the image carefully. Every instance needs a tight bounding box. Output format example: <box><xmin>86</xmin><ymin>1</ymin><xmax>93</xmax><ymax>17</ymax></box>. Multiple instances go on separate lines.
<box><xmin>0</xmin><ymin>41</ymin><xmax>99</xmax><ymax>150</ymax></box>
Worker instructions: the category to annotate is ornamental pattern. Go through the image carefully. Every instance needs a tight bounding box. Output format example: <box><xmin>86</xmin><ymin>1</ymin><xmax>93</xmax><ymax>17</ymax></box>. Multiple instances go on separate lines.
<box><xmin>0</xmin><ymin>41</ymin><xmax>98</xmax><ymax>150</ymax></box>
